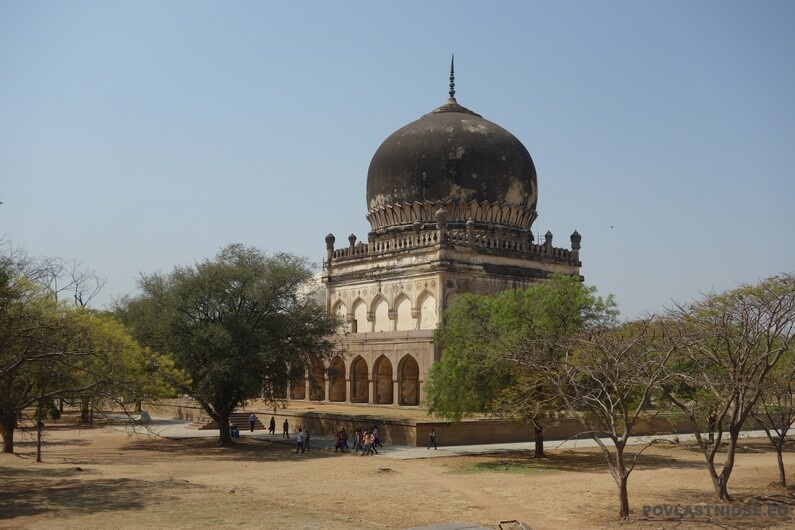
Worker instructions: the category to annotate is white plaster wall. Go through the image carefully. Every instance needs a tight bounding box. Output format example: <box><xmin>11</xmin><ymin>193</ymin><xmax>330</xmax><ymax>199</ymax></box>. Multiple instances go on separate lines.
<box><xmin>395</xmin><ymin>295</ymin><xmax>413</xmax><ymax>331</ymax></box>
<box><xmin>333</xmin><ymin>301</ymin><xmax>349</xmax><ymax>332</ymax></box>
<box><xmin>419</xmin><ymin>292</ymin><xmax>438</xmax><ymax>329</ymax></box>
<box><xmin>353</xmin><ymin>300</ymin><xmax>368</xmax><ymax>333</ymax></box>
<box><xmin>373</xmin><ymin>297</ymin><xmax>389</xmax><ymax>332</ymax></box>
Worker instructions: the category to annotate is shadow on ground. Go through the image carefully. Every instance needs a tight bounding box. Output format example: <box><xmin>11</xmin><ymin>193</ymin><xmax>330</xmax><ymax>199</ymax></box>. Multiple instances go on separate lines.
<box><xmin>120</xmin><ymin>435</ymin><xmax>344</xmax><ymax>463</ymax></box>
<box><xmin>463</xmin><ymin>449</ymin><xmax>708</xmax><ymax>474</ymax></box>
<box><xmin>0</xmin><ymin>466</ymin><xmax>192</xmax><ymax>520</ymax></box>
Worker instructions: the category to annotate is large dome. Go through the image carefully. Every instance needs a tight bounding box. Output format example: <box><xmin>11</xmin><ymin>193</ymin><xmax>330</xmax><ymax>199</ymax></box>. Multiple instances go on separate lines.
<box><xmin>366</xmin><ymin>96</ymin><xmax>538</xmax><ymax>234</ymax></box>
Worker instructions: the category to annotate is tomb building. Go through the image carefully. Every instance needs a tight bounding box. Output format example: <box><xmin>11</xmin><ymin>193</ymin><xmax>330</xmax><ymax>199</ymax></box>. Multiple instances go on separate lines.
<box><xmin>300</xmin><ymin>62</ymin><xmax>582</xmax><ymax>406</ymax></box>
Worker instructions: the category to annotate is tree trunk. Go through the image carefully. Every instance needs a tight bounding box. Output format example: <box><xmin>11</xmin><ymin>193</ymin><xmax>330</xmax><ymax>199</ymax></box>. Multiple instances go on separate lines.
<box><xmin>36</xmin><ymin>421</ymin><xmax>43</xmax><ymax>463</ymax></box>
<box><xmin>716</xmin><ymin>430</ymin><xmax>739</xmax><ymax>501</ymax></box>
<box><xmin>707</xmin><ymin>413</ymin><xmax>716</xmax><ymax>444</ymax></box>
<box><xmin>80</xmin><ymin>397</ymin><xmax>91</xmax><ymax>424</ymax></box>
<box><xmin>713</xmin><ymin>474</ymin><xmax>732</xmax><ymax>502</ymax></box>
<box><xmin>217</xmin><ymin>412</ymin><xmax>233</xmax><ymax>445</ymax></box>
<box><xmin>0</xmin><ymin>411</ymin><xmax>17</xmax><ymax>453</ymax></box>
<box><xmin>776</xmin><ymin>442</ymin><xmax>787</xmax><ymax>487</ymax></box>
<box><xmin>611</xmin><ymin>444</ymin><xmax>631</xmax><ymax>519</ymax></box>
<box><xmin>532</xmin><ymin>420</ymin><xmax>544</xmax><ymax>459</ymax></box>
<box><xmin>617</xmin><ymin>474</ymin><xmax>630</xmax><ymax>519</ymax></box>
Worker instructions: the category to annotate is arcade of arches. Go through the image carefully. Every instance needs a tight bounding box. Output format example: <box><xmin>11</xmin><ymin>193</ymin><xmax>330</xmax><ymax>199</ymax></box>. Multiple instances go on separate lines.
<box><xmin>332</xmin><ymin>290</ymin><xmax>438</xmax><ymax>334</ymax></box>
<box><xmin>287</xmin><ymin>353</ymin><xmax>422</xmax><ymax>406</ymax></box>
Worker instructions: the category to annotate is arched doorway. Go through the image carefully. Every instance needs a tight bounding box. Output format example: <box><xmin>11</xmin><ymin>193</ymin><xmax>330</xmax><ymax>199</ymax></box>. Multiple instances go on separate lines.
<box><xmin>374</xmin><ymin>356</ymin><xmax>393</xmax><ymax>404</ymax></box>
<box><xmin>333</xmin><ymin>302</ymin><xmax>349</xmax><ymax>333</ymax></box>
<box><xmin>328</xmin><ymin>357</ymin><xmax>346</xmax><ymax>402</ymax></box>
<box><xmin>395</xmin><ymin>294</ymin><xmax>413</xmax><ymax>331</ymax></box>
<box><xmin>399</xmin><ymin>355</ymin><xmax>420</xmax><ymax>406</ymax></box>
<box><xmin>418</xmin><ymin>291</ymin><xmax>438</xmax><ymax>329</ymax></box>
<box><xmin>308</xmin><ymin>362</ymin><xmax>325</xmax><ymax>401</ymax></box>
<box><xmin>373</xmin><ymin>296</ymin><xmax>389</xmax><ymax>332</ymax></box>
<box><xmin>290</xmin><ymin>373</ymin><xmax>306</xmax><ymax>400</ymax></box>
<box><xmin>352</xmin><ymin>299</ymin><xmax>367</xmax><ymax>333</ymax></box>
<box><xmin>350</xmin><ymin>356</ymin><xmax>369</xmax><ymax>403</ymax></box>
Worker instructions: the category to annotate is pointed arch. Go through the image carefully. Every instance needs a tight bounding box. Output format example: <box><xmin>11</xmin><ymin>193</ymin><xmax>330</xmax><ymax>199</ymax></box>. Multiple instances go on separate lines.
<box><xmin>333</xmin><ymin>301</ymin><xmax>349</xmax><ymax>333</ymax></box>
<box><xmin>417</xmin><ymin>290</ymin><xmax>438</xmax><ymax>330</ymax></box>
<box><xmin>398</xmin><ymin>355</ymin><xmax>420</xmax><ymax>406</ymax></box>
<box><xmin>395</xmin><ymin>294</ymin><xmax>413</xmax><ymax>331</ymax></box>
<box><xmin>328</xmin><ymin>356</ymin><xmax>346</xmax><ymax>402</ymax></box>
<box><xmin>350</xmin><ymin>356</ymin><xmax>369</xmax><ymax>403</ymax></box>
<box><xmin>373</xmin><ymin>355</ymin><xmax>394</xmax><ymax>404</ymax></box>
<box><xmin>290</xmin><ymin>365</ymin><xmax>306</xmax><ymax>400</ymax></box>
<box><xmin>372</xmin><ymin>295</ymin><xmax>389</xmax><ymax>332</ymax></box>
<box><xmin>308</xmin><ymin>361</ymin><xmax>325</xmax><ymax>401</ymax></box>
<box><xmin>352</xmin><ymin>298</ymin><xmax>367</xmax><ymax>334</ymax></box>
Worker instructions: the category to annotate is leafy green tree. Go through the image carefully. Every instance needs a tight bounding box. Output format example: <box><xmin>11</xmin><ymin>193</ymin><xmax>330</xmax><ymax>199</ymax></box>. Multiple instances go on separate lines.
<box><xmin>428</xmin><ymin>274</ymin><xmax>615</xmax><ymax>458</ymax></box>
<box><xmin>0</xmin><ymin>242</ymin><xmax>178</xmax><ymax>454</ymax></box>
<box><xmin>117</xmin><ymin>244</ymin><xmax>341</xmax><ymax>445</ymax></box>
<box><xmin>661</xmin><ymin>274</ymin><xmax>795</xmax><ymax>501</ymax></box>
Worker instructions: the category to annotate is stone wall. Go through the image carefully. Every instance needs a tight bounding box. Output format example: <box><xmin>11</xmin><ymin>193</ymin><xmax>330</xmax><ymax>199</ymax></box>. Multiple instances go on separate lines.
<box><xmin>148</xmin><ymin>399</ymin><xmax>699</xmax><ymax>447</ymax></box>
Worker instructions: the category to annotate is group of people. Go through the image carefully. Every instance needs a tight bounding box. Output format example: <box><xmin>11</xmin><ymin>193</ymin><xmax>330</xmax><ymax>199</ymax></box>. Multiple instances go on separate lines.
<box><xmin>236</xmin><ymin>414</ymin><xmax>439</xmax><ymax>452</ymax></box>
<box><xmin>243</xmin><ymin>415</ymin><xmax>283</xmax><ymax>436</ymax></box>
<box><xmin>329</xmin><ymin>425</ymin><xmax>384</xmax><ymax>455</ymax></box>
<box><xmin>333</xmin><ymin>428</ymin><xmax>349</xmax><ymax>453</ymax></box>
<box><xmin>352</xmin><ymin>426</ymin><xmax>383</xmax><ymax>456</ymax></box>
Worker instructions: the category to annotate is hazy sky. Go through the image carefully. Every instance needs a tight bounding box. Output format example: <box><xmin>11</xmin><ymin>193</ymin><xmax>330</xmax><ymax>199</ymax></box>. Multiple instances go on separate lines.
<box><xmin>2</xmin><ymin>1</ymin><xmax>794</xmax><ymax>319</ymax></box>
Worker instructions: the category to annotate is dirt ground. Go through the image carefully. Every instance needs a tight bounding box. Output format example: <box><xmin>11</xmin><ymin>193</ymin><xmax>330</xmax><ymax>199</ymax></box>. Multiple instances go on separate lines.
<box><xmin>2</xmin><ymin>418</ymin><xmax>795</xmax><ymax>530</ymax></box>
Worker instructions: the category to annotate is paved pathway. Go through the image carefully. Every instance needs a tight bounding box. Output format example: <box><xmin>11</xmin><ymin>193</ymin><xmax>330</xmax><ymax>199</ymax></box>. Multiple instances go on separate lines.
<box><xmin>117</xmin><ymin>416</ymin><xmax>772</xmax><ymax>461</ymax></box>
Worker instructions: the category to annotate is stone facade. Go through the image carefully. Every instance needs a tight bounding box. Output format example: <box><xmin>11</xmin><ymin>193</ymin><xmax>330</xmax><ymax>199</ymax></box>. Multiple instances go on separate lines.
<box><xmin>292</xmin><ymin>66</ymin><xmax>582</xmax><ymax>407</ymax></box>
<box><xmin>310</xmin><ymin>211</ymin><xmax>581</xmax><ymax>407</ymax></box>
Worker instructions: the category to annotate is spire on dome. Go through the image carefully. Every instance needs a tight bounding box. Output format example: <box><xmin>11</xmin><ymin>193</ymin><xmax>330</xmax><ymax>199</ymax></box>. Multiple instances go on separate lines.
<box><xmin>448</xmin><ymin>54</ymin><xmax>456</xmax><ymax>101</ymax></box>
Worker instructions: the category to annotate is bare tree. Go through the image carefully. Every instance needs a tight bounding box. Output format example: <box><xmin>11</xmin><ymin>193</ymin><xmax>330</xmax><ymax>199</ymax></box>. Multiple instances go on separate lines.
<box><xmin>31</xmin><ymin>256</ymin><xmax>106</xmax><ymax>307</ymax></box>
<box><xmin>661</xmin><ymin>274</ymin><xmax>795</xmax><ymax>501</ymax></box>
<box><xmin>751</xmin><ymin>349</ymin><xmax>795</xmax><ymax>486</ymax></box>
<box><xmin>530</xmin><ymin>320</ymin><xmax>678</xmax><ymax>518</ymax></box>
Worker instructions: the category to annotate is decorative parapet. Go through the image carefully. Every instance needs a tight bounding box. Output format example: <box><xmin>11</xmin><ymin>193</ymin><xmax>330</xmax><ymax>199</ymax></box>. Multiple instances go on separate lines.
<box><xmin>333</xmin><ymin>231</ymin><xmax>440</xmax><ymax>260</ymax></box>
<box><xmin>327</xmin><ymin>227</ymin><xmax>580</xmax><ymax>265</ymax></box>
<box><xmin>366</xmin><ymin>199</ymin><xmax>538</xmax><ymax>232</ymax></box>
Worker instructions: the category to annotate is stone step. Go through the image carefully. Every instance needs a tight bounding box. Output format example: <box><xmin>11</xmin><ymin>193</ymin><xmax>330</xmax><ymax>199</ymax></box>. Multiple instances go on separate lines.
<box><xmin>194</xmin><ymin>412</ymin><xmax>267</xmax><ymax>431</ymax></box>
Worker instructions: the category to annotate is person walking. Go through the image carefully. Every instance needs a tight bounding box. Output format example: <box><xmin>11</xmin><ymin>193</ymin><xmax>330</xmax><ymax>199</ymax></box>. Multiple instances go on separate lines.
<box><xmin>295</xmin><ymin>428</ymin><xmax>305</xmax><ymax>453</ymax></box>
<box><xmin>428</xmin><ymin>428</ymin><xmax>437</xmax><ymax>450</ymax></box>
<box><xmin>334</xmin><ymin>431</ymin><xmax>344</xmax><ymax>453</ymax></box>
<box><xmin>360</xmin><ymin>430</ymin><xmax>372</xmax><ymax>456</ymax></box>
<box><xmin>373</xmin><ymin>426</ymin><xmax>383</xmax><ymax>448</ymax></box>
<box><xmin>249</xmin><ymin>413</ymin><xmax>257</xmax><ymax>432</ymax></box>
<box><xmin>369</xmin><ymin>431</ymin><xmax>379</xmax><ymax>455</ymax></box>
<box><xmin>269</xmin><ymin>416</ymin><xmax>276</xmax><ymax>435</ymax></box>
<box><xmin>282</xmin><ymin>419</ymin><xmax>289</xmax><ymax>438</ymax></box>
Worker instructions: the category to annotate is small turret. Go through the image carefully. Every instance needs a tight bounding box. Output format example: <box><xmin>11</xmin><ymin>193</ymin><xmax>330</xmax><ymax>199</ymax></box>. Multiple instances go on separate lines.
<box><xmin>570</xmin><ymin>230</ymin><xmax>581</xmax><ymax>261</ymax></box>
<box><xmin>435</xmin><ymin>208</ymin><xmax>448</xmax><ymax>243</ymax></box>
<box><xmin>325</xmin><ymin>233</ymin><xmax>336</xmax><ymax>265</ymax></box>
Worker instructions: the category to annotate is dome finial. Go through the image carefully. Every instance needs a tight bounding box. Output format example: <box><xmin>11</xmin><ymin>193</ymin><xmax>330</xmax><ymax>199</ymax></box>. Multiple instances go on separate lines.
<box><xmin>448</xmin><ymin>54</ymin><xmax>456</xmax><ymax>101</ymax></box>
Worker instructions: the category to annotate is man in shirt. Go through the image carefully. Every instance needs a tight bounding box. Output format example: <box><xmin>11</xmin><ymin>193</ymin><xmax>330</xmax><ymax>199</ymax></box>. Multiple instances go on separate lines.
<box><xmin>295</xmin><ymin>428</ymin><xmax>305</xmax><ymax>453</ymax></box>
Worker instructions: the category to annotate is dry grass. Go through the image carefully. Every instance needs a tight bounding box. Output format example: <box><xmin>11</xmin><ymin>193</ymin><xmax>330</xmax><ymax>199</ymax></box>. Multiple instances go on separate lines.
<box><xmin>2</xmin><ymin>417</ymin><xmax>795</xmax><ymax>529</ymax></box>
